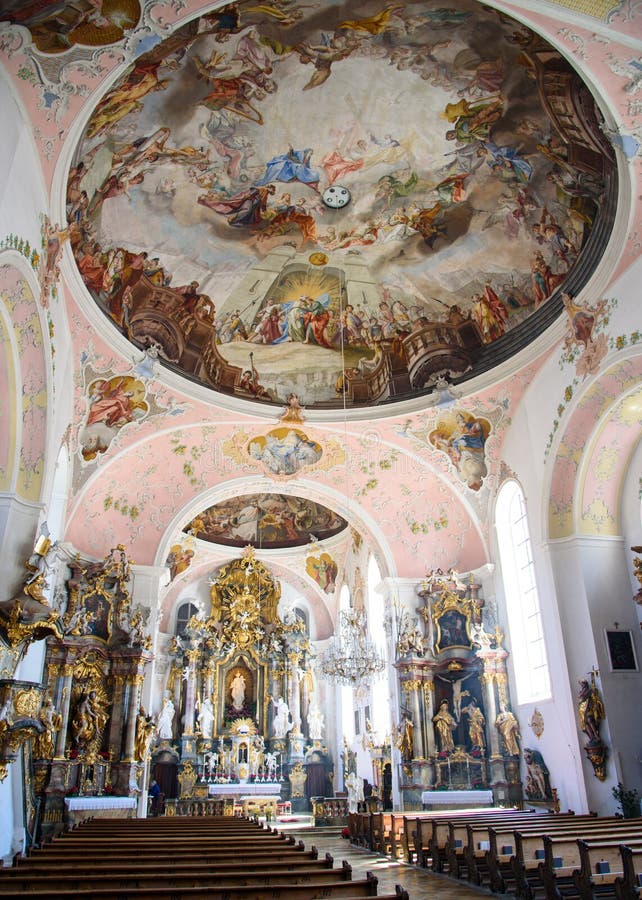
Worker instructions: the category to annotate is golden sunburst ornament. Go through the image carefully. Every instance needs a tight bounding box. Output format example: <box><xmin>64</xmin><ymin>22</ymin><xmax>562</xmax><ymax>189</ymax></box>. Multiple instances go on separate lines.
<box><xmin>308</xmin><ymin>252</ymin><xmax>328</xmax><ymax>266</ymax></box>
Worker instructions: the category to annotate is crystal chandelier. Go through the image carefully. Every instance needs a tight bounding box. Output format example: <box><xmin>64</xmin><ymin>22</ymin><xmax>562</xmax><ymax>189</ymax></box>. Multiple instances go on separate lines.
<box><xmin>319</xmin><ymin>608</ymin><xmax>385</xmax><ymax>686</ymax></box>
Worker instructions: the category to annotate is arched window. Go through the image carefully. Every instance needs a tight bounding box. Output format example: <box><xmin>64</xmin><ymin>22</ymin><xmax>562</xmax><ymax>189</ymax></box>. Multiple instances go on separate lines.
<box><xmin>367</xmin><ymin>554</ymin><xmax>390</xmax><ymax>739</ymax></box>
<box><xmin>496</xmin><ymin>481</ymin><xmax>551</xmax><ymax>703</ymax></box>
<box><xmin>294</xmin><ymin>606</ymin><xmax>308</xmax><ymax>635</ymax></box>
<box><xmin>175</xmin><ymin>601</ymin><xmax>198</xmax><ymax>637</ymax></box>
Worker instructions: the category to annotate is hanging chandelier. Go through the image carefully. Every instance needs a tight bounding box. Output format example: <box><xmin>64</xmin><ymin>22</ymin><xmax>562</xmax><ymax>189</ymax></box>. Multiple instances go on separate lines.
<box><xmin>319</xmin><ymin>608</ymin><xmax>385</xmax><ymax>687</ymax></box>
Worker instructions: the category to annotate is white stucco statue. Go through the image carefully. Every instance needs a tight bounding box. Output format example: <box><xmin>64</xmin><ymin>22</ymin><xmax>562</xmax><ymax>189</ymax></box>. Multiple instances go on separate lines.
<box><xmin>197</xmin><ymin>696</ymin><xmax>214</xmax><ymax>739</ymax></box>
<box><xmin>264</xmin><ymin>750</ymin><xmax>279</xmax><ymax>780</ymax></box>
<box><xmin>345</xmin><ymin>771</ymin><xmax>364</xmax><ymax>814</ymax></box>
<box><xmin>272</xmin><ymin>696</ymin><xmax>293</xmax><ymax>738</ymax></box>
<box><xmin>307</xmin><ymin>703</ymin><xmax>324</xmax><ymax>740</ymax></box>
<box><xmin>157</xmin><ymin>696</ymin><xmax>175</xmax><ymax>740</ymax></box>
<box><xmin>231</xmin><ymin>672</ymin><xmax>246</xmax><ymax>710</ymax></box>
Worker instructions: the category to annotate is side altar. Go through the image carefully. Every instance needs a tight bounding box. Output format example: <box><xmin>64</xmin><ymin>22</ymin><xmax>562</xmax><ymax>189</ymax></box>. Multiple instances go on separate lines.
<box><xmin>152</xmin><ymin>548</ymin><xmax>330</xmax><ymax>811</ymax></box>
<box><xmin>393</xmin><ymin>569</ymin><xmax>524</xmax><ymax>809</ymax></box>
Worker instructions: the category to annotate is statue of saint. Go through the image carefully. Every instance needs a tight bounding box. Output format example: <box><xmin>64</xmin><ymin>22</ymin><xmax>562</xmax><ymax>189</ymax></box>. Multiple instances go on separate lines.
<box><xmin>432</xmin><ymin>699</ymin><xmax>456</xmax><ymax>753</ymax></box>
<box><xmin>462</xmin><ymin>698</ymin><xmax>485</xmax><ymax>749</ymax></box>
<box><xmin>272</xmin><ymin>696</ymin><xmax>293</xmax><ymax>738</ymax></box>
<box><xmin>230</xmin><ymin>672</ymin><xmax>246</xmax><ymax>710</ymax></box>
<box><xmin>134</xmin><ymin>706</ymin><xmax>156</xmax><ymax>761</ymax></box>
<box><xmin>71</xmin><ymin>690</ymin><xmax>107</xmax><ymax>752</ymax></box>
<box><xmin>345</xmin><ymin>771</ymin><xmax>364</xmax><ymax>814</ymax></box>
<box><xmin>496</xmin><ymin>705</ymin><xmax>521</xmax><ymax>755</ymax></box>
<box><xmin>35</xmin><ymin>696</ymin><xmax>62</xmax><ymax>759</ymax></box>
<box><xmin>197</xmin><ymin>696</ymin><xmax>214</xmax><ymax>739</ymax></box>
<box><xmin>157</xmin><ymin>695</ymin><xmax>175</xmax><ymax>740</ymax></box>
<box><xmin>399</xmin><ymin>714</ymin><xmax>414</xmax><ymax>760</ymax></box>
<box><xmin>577</xmin><ymin>678</ymin><xmax>604</xmax><ymax>744</ymax></box>
<box><xmin>307</xmin><ymin>704</ymin><xmax>324</xmax><ymax>740</ymax></box>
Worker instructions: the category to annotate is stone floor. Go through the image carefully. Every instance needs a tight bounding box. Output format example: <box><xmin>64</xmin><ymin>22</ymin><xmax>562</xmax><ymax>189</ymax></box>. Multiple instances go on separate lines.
<box><xmin>288</xmin><ymin>828</ymin><xmax>496</xmax><ymax>899</ymax></box>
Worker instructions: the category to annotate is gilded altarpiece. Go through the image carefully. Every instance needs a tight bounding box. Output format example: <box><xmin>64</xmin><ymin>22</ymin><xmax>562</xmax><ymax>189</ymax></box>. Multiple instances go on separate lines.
<box><xmin>34</xmin><ymin>548</ymin><xmax>152</xmax><ymax>837</ymax></box>
<box><xmin>395</xmin><ymin>571</ymin><xmax>523</xmax><ymax>809</ymax></box>
<box><xmin>158</xmin><ymin>548</ymin><xmax>325</xmax><ymax>810</ymax></box>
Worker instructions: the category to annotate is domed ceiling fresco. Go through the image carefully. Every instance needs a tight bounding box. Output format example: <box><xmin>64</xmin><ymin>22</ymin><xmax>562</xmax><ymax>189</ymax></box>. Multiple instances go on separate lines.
<box><xmin>67</xmin><ymin>0</ymin><xmax>614</xmax><ymax>410</ymax></box>
<box><xmin>184</xmin><ymin>494</ymin><xmax>347</xmax><ymax>548</ymax></box>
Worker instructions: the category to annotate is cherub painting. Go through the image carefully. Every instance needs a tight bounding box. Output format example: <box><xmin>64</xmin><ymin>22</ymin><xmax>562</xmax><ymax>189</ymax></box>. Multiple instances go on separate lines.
<box><xmin>306</xmin><ymin>552</ymin><xmax>338</xmax><ymax>593</ymax></box>
<box><xmin>248</xmin><ymin>427</ymin><xmax>322</xmax><ymax>477</ymax></box>
<box><xmin>79</xmin><ymin>375</ymin><xmax>149</xmax><ymax>462</ymax></box>
<box><xmin>429</xmin><ymin>409</ymin><xmax>491</xmax><ymax>491</ymax></box>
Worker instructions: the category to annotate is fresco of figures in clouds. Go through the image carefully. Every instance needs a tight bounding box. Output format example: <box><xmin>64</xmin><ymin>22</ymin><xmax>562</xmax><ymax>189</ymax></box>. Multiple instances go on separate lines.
<box><xmin>185</xmin><ymin>494</ymin><xmax>347</xmax><ymax>549</ymax></box>
<box><xmin>67</xmin><ymin>0</ymin><xmax>608</xmax><ymax>407</ymax></box>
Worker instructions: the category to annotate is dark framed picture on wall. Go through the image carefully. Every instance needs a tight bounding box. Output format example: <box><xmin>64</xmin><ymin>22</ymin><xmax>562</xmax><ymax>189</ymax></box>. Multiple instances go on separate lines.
<box><xmin>604</xmin><ymin>629</ymin><xmax>638</xmax><ymax>672</ymax></box>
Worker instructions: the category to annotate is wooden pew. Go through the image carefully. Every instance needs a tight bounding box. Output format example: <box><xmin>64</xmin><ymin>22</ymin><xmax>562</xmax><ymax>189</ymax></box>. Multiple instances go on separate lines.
<box><xmin>484</xmin><ymin>816</ymin><xmax>605</xmax><ymax>894</ymax></box>
<box><xmin>614</xmin><ymin>844</ymin><xmax>642</xmax><ymax>900</ymax></box>
<box><xmin>535</xmin><ymin>825</ymin><xmax>642</xmax><ymax>900</ymax></box>
<box><xmin>388</xmin><ymin>814</ymin><xmax>408</xmax><ymax>861</ymax></box>
<box><xmin>0</xmin><ymin>860</ymin><xmax>355</xmax><ymax>893</ymax></box>
<box><xmin>5</xmin><ymin>816</ymin><xmax>410</xmax><ymax>900</ymax></box>
<box><xmin>415</xmin><ymin>807</ymin><xmax>533</xmax><ymax>871</ymax></box>
<box><xmin>0</xmin><ymin>871</ymin><xmax>398</xmax><ymax>899</ymax></box>
<box><xmin>572</xmin><ymin>836</ymin><xmax>642</xmax><ymax>900</ymax></box>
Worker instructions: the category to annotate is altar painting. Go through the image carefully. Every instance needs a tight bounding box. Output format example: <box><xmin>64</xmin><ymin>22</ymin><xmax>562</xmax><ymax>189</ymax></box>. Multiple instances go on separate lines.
<box><xmin>435</xmin><ymin>608</ymin><xmax>472</xmax><ymax>652</ymax></box>
<box><xmin>185</xmin><ymin>494</ymin><xmax>346</xmax><ymax>548</ymax></box>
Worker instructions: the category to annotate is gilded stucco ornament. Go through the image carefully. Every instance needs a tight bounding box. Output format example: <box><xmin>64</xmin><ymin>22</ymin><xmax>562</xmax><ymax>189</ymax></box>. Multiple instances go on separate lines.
<box><xmin>0</xmin><ymin>680</ymin><xmax>46</xmax><ymax>780</ymax></box>
<box><xmin>0</xmin><ymin>536</ymin><xmax>63</xmax><ymax>652</ymax></box>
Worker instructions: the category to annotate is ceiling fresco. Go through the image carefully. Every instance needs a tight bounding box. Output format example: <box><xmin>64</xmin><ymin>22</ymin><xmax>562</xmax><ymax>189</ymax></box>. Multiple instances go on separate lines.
<box><xmin>184</xmin><ymin>494</ymin><xmax>348</xmax><ymax>548</ymax></box>
<box><xmin>66</xmin><ymin>0</ymin><xmax>614</xmax><ymax>410</ymax></box>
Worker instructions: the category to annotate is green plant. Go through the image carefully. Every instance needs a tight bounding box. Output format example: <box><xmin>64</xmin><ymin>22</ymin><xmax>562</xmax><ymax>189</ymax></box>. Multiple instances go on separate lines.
<box><xmin>611</xmin><ymin>782</ymin><xmax>641</xmax><ymax>818</ymax></box>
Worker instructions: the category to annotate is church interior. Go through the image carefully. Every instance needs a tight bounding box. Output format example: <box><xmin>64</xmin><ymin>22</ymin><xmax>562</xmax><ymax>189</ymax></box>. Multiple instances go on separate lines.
<box><xmin>1</xmin><ymin>0</ymin><xmax>641</xmax><ymax>873</ymax></box>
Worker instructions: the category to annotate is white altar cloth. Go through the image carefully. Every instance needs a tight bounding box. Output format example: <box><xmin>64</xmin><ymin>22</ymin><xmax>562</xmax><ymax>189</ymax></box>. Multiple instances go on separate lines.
<box><xmin>208</xmin><ymin>783</ymin><xmax>281</xmax><ymax>797</ymax></box>
<box><xmin>65</xmin><ymin>796</ymin><xmax>137</xmax><ymax>811</ymax></box>
<box><xmin>421</xmin><ymin>789</ymin><xmax>493</xmax><ymax>808</ymax></box>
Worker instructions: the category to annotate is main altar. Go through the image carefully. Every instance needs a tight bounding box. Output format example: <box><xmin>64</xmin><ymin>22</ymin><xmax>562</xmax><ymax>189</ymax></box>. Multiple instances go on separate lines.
<box><xmin>152</xmin><ymin>547</ymin><xmax>329</xmax><ymax>810</ymax></box>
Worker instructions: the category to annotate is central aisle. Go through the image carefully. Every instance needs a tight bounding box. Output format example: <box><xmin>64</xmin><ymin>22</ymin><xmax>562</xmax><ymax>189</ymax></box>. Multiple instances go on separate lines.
<box><xmin>287</xmin><ymin>829</ymin><xmax>495</xmax><ymax>899</ymax></box>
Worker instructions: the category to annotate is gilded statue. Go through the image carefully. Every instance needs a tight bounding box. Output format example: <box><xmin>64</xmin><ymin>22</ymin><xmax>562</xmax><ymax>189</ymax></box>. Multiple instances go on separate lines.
<box><xmin>399</xmin><ymin>714</ymin><xmax>414</xmax><ymax>760</ymax></box>
<box><xmin>71</xmin><ymin>689</ymin><xmax>108</xmax><ymax>754</ymax></box>
<box><xmin>578</xmin><ymin>676</ymin><xmax>605</xmax><ymax>744</ymax></box>
<box><xmin>35</xmin><ymin>696</ymin><xmax>62</xmax><ymax>759</ymax></box>
<box><xmin>433</xmin><ymin>699</ymin><xmax>456</xmax><ymax>753</ymax></box>
<box><xmin>462</xmin><ymin>698</ymin><xmax>485</xmax><ymax>749</ymax></box>
<box><xmin>134</xmin><ymin>706</ymin><xmax>156</xmax><ymax>761</ymax></box>
<box><xmin>496</xmin><ymin>705</ymin><xmax>520</xmax><ymax>756</ymax></box>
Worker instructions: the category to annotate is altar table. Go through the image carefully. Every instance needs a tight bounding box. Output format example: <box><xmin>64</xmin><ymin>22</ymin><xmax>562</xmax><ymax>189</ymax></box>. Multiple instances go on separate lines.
<box><xmin>208</xmin><ymin>783</ymin><xmax>281</xmax><ymax>797</ymax></box>
<box><xmin>421</xmin><ymin>789</ymin><xmax>494</xmax><ymax>809</ymax></box>
<box><xmin>64</xmin><ymin>795</ymin><xmax>137</xmax><ymax>825</ymax></box>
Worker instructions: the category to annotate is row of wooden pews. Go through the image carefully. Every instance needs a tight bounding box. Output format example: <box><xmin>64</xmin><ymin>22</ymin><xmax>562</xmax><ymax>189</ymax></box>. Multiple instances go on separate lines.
<box><xmin>349</xmin><ymin>808</ymin><xmax>642</xmax><ymax>900</ymax></box>
<box><xmin>0</xmin><ymin>815</ymin><xmax>410</xmax><ymax>900</ymax></box>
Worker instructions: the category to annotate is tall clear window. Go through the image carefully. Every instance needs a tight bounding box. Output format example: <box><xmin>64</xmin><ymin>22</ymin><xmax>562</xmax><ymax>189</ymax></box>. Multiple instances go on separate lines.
<box><xmin>367</xmin><ymin>554</ymin><xmax>389</xmax><ymax>738</ymax></box>
<box><xmin>496</xmin><ymin>481</ymin><xmax>551</xmax><ymax>703</ymax></box>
